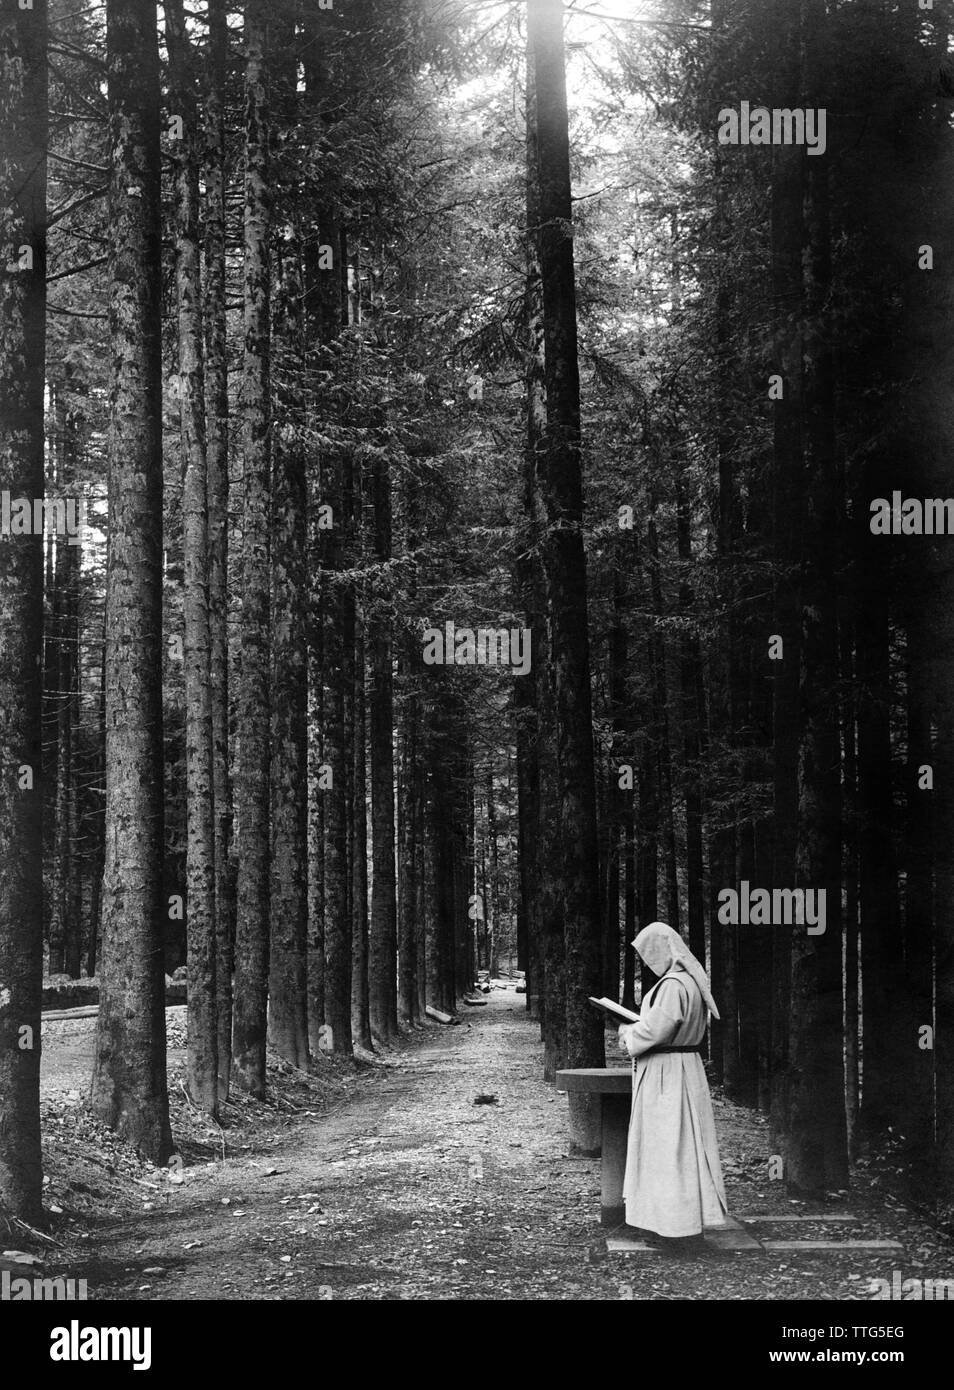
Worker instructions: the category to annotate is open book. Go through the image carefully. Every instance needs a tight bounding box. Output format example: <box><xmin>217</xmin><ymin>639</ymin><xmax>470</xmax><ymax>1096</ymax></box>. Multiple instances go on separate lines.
<box><xmin>588</xmin><ymin>996</ymin><xmax>639</xmax><ymax>1024</ymax></box>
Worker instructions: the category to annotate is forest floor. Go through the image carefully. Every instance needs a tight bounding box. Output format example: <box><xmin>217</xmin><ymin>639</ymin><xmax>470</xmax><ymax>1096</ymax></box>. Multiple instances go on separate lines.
<box><xmin>8</xmin><ymin>989</ymin><xmax>954</xmax><ymax>1301</ymax></box>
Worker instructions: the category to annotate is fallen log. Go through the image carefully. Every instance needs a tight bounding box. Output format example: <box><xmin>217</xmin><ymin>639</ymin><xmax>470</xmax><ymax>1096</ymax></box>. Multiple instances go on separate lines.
<box><xmin>425</xmin><ymin>1005</ymin><xmax>458</xmax><ymax>1025</ymax></box>
<box><xmin>41</xmin><ymin>1006</ymin><xmax>101</xmax><ymax>1022</ymax></box>
<box><xmin>42</xmin><ymin>987</ymin><xmax>186</xmax><ymax>1021</ymax></box>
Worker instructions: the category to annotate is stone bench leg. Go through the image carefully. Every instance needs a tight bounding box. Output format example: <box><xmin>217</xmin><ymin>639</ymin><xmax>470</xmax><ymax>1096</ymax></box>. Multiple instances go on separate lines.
<box><xmin>601</xmin><ymin>1091</ymin><xmax>631</xmax><ymax>1227</ymax></box>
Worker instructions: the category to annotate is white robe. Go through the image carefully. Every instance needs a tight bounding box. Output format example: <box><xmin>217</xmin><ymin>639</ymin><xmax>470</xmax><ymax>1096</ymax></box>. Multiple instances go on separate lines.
<box><xmin>618</xmin><ymin>967</ymin><xmax>727</xmax><ymax>1237</ymax></box>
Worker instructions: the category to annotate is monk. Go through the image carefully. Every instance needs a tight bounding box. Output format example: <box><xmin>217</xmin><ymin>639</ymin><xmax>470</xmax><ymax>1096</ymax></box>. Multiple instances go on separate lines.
<box><xmin>617</xmin><ymin>921</ymin><xmax>727</xmax><ymax>1248</ymax></box>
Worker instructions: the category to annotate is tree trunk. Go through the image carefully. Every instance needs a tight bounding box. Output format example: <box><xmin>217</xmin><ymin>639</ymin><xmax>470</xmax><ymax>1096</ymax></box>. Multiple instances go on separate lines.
<box><xmin>49</xmin><ymin>391</ymin><xmax>80</xmax><ymax>979</ymax></box>
<box><xmin>486</xmin><ymin>766</ymin><xmax>501</xmax><ymax>976</ymax></box>
<box><xmin>885</xmin><ymin>12</ymin><xmax>954</xmax><ymax>1204</ymax></box>
<box><xmin>855</xmin><ymin>475</ymin><xmax>903</xmax><ymax>1133</ymax></box>
<box><xmin>785</xmin><ymin>28</ymin><xmax>848</xmax><ymax>1187</ymax></box>
<box><xmin>414</xmin><ymin>768</ymin><xmax>427</xmax><ymax>1014</ymax></box>
<box><xmin>768</xmin><ymin>52</ymin><xmax>805</xmax><ymax>1139</ymax></box>
<box><xmin>351</xmin><ymin>582</ymin><xmax>373</xmax><ymax>1053</ymax></box>
<box><xmin>604</xmin><ymin>561</ymin><xmax>626</xmax><ymax>999</ymax></box>
<box><xmin>675</xmin><ymin>459</ymin><xmax>707</xmax><ymax>1042</ymax></box>
<box><xmin>539</xmin><ymin>710</ymin><xmax>566</xmax><ymax>1075</ymax></box>
<box><xmin>427</xmin><ymin>754</ymin><xmax>457</xmax><ymax>1014</ymax></box>
<box><xmin>647</xmin><ymin>505</ymin><xmax>680</xmax><ymax>932</ymax></box>
<box><xmin>368</xmin><ymin>449</ymin><xmax>399</xmax><ymax>1041</ymax></box>
<box><xmin>63</xmin><ymin>511</ymin><xmax>81</xmax><ymax>982</ymax></box>
<box><xmin>0</xmin><ymin>0</ymin><xmax>47</xmax><ymax>1218</ymax></box>
<box><xmin>514</xmin><ymin>618</ymin><xmax>541</xmax><ymax>1014</ymax></box>
<box><xmin>204</xmin><ymin>0</ymin><xmax>233</xmax><ymax>1105</ymax></box>
<box><xmin>902</xmin><ymin>606</ymin><xmax>935</xmax><ymax>1166</ymax></box>
<box><xmin>267</xmin><ymin>231</ymin><xmax>310</xmax><ymax>1070</ymax></box>
<box><xmin>840</xmin><ymin>605</ymin><xmax>860</xmax><ymax>1159</ymax></box>
<box><xmin>528</xmin><ymin>0</ymin><xmax>604</xmax><ymax>1115</ymax></box>
<box><xmin>397</xmin><ymin>671</ymin><xmax>422</xmax><ymax>1025</ymax></box>
<box><xmin>636</xmin><ymin>733</ymin><xmax>659</xmax><ymax>942</ymax></box>
<box><xmin>397</xmin><ymin>465</ymin><xmax>423</xmax><ymax>1026</ymax></box>
<box><xmin>87</xmin><ymin>612</ymin><xmax>107</xmax><ymax>978</ymax></box>
<box><xmin>91</xmin><ymin>0</ymin><xmax>172</xmax><ymax>1163</ymax></box>
<box><xmin>166</xmin><ymin>0</ymin><xmax>218</xmax><ymax>1117</ymax></box>
<box><xmin>454</xmin><ymin>751</ymin><xmax>474</xmax><ymax>1001</ymax></box>
<box><xmin>232</xmin><ymin>0</ymin><xmax>272</xmax><ymax>1097</ymax></box>
<box><xmin>707</xmin><ymin>111</ymin><xmax>739</xmax><ymax>1088</ymax></box>
<box><xmin>622</xmin><ymin>805</ymin><xmax>637</xmax><ymax>1012</ymax></box>
<box><xmin>518</xmin><ymin>47</ymin><xmax>547</xmax><ymax>1025</ymax></box>
<box><xmin>931</xmin><ymin>705</ymin><xmax>954</xmax><ymax>1208</ymax></box>
<box><xmin>736</xmin><ymin>819</ymin><xmax>762</xmax><ymax>1109</ymax></box>
<box><xmin>307</xmin><ymin>569</ymin><xmax>326</xmax><ymax>1051</ymax></box>
<box><xmin>54</xmin><ymin>400</ymin><xmax>81</xmax><ymax>982</ymax></box>
<box><xmin>322</xmin><ymin>442</ymin><xmax>354</xmax><ymax>1057</ymax></box>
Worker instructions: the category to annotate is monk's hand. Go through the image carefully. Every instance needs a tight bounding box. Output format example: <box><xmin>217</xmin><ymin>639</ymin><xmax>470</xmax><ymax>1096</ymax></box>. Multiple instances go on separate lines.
<box><xmin>617</xmin><ymin>1024</ymin><xmax>631</xmax><ymax>1054</ymax></box>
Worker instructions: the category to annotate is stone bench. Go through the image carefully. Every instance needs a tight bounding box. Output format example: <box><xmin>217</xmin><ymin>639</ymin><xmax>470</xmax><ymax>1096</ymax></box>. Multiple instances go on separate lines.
<box><xmin>556</xmin><ymin>1067</ymin><xmax>632</xmax><ymax>1227</ymax></box>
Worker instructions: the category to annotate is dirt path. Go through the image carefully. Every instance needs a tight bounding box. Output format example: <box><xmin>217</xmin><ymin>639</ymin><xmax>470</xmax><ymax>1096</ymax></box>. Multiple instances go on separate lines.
<box><xmin>49</xmin><ymin>992</ymin><xmax>954</xmax><ymax>1301</ymax></box>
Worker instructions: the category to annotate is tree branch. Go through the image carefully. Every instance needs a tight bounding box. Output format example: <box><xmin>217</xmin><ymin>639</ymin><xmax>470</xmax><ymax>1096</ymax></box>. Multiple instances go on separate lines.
<box><xmin>47</xmin><ymin>254</ymin><xmax>109</xmax><ymax>284</ymax></box>
<box><xmin>49</xmin><ymin>148</ymin><xmax>108</xmax><ymax>177</ymax></box>
<box><xmin>48</xmin><ymin>304</ymin><xmax>107</xmax><ymax>320</ymax></box>
<box><xmin>49</xmin><ymin>39</ymin><xmax>108</xmax><ymax>72</ymax></box>
<box><xmin>48</xmin><ymin>185</ymin><xmax>108</xmax><ymax>228</ymax></box>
